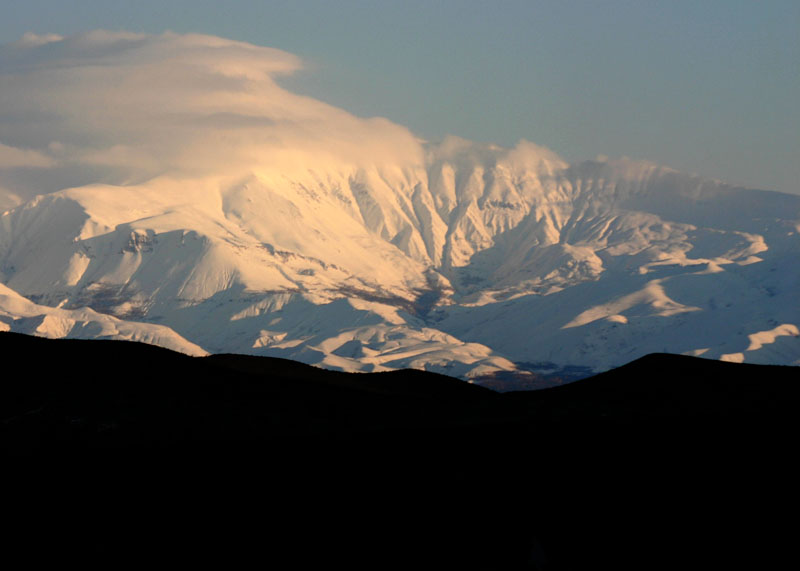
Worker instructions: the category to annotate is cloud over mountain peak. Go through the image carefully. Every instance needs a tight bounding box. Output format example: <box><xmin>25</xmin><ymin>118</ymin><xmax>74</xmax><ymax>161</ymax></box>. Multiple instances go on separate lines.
<box><xmin>0</xmin><ymin>31</ymin><xmax>424</xmax><ymax>203</ymax></box>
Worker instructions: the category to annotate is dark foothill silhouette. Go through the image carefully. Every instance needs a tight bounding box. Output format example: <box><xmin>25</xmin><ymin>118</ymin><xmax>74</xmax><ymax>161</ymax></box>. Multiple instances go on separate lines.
<box><xmin>2</xmin><ymin>331</ymin><xmax>797</xmax><ymax>570</ymax></box>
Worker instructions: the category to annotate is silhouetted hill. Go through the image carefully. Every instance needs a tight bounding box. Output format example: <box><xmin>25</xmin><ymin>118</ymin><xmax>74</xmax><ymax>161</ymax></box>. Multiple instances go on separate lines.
<box><xmin>506</xmin><ymin>352</ymin><xmax>800</xmax><ymax>420</ymax></box>
<box><xmin>2</xmin><ymin>332</ymin><xmax>798</xmax><ymax>570</ymax></box>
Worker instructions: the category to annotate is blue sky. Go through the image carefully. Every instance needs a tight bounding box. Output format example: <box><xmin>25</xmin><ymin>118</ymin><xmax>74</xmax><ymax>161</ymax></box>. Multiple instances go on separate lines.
<box><xmin>1</xmin><ymin>0</ymin><xmax>798</xmax><ymax>193</ymax></box>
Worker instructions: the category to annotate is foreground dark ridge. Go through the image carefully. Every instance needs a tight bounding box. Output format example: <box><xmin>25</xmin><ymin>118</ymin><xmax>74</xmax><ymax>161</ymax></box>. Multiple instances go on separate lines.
<box><xmin>3</xmin><ymin>331</ymin><xmax>798</xmax><ymax>446</ymax></box>
<box><xmin>3</xmin><ymin>331</ymin><xmax>798</xmax><ymax>570</ymax></box>
<box><xmin>4</xmin><ymin>326</ymin><xmax>798</xmax><ymax>445</ymax></box>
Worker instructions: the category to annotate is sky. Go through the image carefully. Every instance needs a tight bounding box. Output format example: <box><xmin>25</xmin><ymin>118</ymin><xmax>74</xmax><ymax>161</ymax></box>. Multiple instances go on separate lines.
<box><xmin>0</xmin><ymin>0</ymin><xmax>798</xmax><ymax>194</ymax></box>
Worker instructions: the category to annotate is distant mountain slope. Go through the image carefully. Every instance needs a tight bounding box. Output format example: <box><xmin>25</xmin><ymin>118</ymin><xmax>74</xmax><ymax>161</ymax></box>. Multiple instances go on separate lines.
<box><xmin>0</xmin><ymin>282</ymin><xmax>206</xmax><ymax>355</ymax></box>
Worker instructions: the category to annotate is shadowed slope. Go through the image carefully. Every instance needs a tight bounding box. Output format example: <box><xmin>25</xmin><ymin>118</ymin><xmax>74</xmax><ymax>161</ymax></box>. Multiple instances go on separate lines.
<box><xmin>0</xmin><ymin>331</ymin><xmax>494</xmax><ymax>446</ymax></box>
<box><xmin>506</xmin><ymin>352</ymin><xmax>800</xmax><ymax>421</ymax></box>
<box><xmin>2</xmin><ymin>331</ymin><xmax>798</xmax><ymax>444</ymax></box>
<box><xmin>3</xmin><ymin>332</ymin><xmax>798</xmax><ymax>570</ymax></box>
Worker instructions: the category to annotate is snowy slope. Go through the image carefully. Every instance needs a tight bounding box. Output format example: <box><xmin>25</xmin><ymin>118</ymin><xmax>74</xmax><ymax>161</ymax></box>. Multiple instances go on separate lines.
<box><xmin>1</xmin><ymin>31</ymin><xmax>798</xmax><ymax>383</ymax></box>
<box><xmin>0</xmin><ymin>282</ymin><xmax>207</xmax><ymax>355</ymax></box>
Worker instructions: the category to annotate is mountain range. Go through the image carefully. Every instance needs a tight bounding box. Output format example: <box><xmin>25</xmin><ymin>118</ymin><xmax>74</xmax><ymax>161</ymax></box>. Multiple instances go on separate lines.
<box><xmin>0</xmin><ymin>32</ymin><xmax>798</xmax><ymax>384</ymax></box>
<box><xmin>2</xmin><ymin>140</ymin><xmax>798</xmax><ymax>384</ymax></box>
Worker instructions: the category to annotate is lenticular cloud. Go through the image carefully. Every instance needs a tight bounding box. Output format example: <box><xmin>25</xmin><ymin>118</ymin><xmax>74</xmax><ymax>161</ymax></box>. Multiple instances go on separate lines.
<box><xmin>0</xmin><ymin>30</ymin><xmax>422</xmax><ymax>204</ymax></box>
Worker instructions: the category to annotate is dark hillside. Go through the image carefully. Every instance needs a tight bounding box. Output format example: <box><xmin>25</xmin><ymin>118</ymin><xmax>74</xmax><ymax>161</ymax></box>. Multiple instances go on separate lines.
<box><xmin>506</xmin><ymin>352</ymin><xmax>800</xmax><ymax>421</ymax></box>
<box><xmin>2</xmin><ymin>332</ymin><xmax>798</xmax><ymax>570</ymax></box>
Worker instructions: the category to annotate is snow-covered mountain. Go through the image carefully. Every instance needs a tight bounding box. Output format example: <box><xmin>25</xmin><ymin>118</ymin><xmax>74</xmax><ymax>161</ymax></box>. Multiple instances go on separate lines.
<box><xmin>2</xmin><ymin>142</ymin><xmax>798</xmax><ymax>381</ymax></box>
<box><xmin>1</xmin><ymin>31</ymin><xmax>798</xmax><ymax>384</ymax></box>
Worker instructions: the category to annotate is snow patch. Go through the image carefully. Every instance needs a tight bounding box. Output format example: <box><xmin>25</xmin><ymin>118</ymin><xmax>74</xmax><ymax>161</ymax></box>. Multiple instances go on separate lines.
<box><xmin>745</xmin><ymin>324</ymin><xmax>800</xmax><ymax>352</ymax></box>
<box><xmin>563</xmin><ymin>280</ymin><xmax>701</xmax><ymax>329</ymax></box>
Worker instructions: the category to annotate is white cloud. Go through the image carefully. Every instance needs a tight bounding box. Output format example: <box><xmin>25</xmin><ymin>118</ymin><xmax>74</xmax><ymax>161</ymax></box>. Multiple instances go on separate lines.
<box><xmin>0</xmin><ymin>184</ymin><xmax>22</xmax><ymax>211</ymax></box>
<box><xmin>16</xmin><ymin>32</ymin><xmax>64</xmax><ymax>47</ymax></box>
<box><xmin>0</xmin><ymin>142</ymin><xmax>56</xmax><ymax>168</ymax></box>
<box><xmin>0</xmin><ymin>31</ymin><xmax>424</xmax><ymax>200</ymax></box>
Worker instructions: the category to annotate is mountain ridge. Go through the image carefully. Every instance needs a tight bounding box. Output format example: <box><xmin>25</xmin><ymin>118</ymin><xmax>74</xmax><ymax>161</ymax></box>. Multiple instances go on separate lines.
<box><xmin>3</xmin><ymin>330</ymin><xmax>798</xmax><ymax>440</ymax></box>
